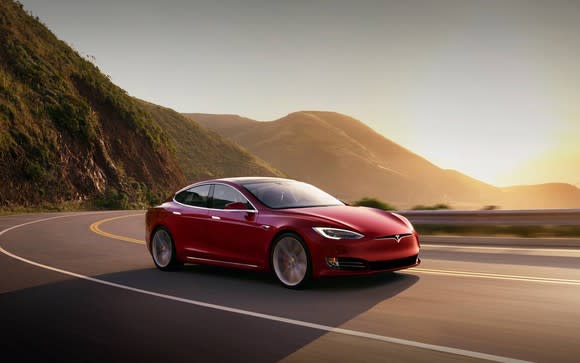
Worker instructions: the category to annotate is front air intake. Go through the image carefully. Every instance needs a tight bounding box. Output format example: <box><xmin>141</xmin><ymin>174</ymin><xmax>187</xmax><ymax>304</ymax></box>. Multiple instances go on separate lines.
<box><xmin>327</xmin><ymin>255</ymin><xmax>419</xmax><ymax>271</ymax></box>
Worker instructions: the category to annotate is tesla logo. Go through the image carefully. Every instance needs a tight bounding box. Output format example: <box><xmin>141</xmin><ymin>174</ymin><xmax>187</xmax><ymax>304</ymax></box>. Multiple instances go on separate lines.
<box><xmin>376</xmin><ymin>234</ymin><xmax>409</xmax><ymax>243</ymax></box>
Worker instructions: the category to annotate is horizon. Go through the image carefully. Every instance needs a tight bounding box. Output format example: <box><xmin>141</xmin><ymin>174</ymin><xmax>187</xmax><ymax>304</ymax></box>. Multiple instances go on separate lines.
<box><xmin>18</xmin><ymin>0</ymin><xmax>580</xmax><ymax>187</ymax></box>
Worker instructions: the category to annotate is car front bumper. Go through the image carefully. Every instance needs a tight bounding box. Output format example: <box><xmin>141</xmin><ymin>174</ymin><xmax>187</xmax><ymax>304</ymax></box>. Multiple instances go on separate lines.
<box><xmin>307</xmin><ymin>231</ymin><xmax>421</xmax><ymax>277</ymax></box>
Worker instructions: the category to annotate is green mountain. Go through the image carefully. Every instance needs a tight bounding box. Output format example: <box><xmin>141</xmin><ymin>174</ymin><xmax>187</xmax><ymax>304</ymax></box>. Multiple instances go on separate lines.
<box><xmin>0</xmin><ymin>0</ymin><xmax>281</xmax><ymax>209</ymax></box>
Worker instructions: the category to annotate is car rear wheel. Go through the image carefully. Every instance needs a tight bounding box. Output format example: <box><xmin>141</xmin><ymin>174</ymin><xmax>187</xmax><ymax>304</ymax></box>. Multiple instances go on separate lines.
<box><xmin>271</xmin><ymin>233</ymin><xmax>311</xmax><ymax>288</ymax></box>
<box><xmin>151</xmin><ymin>227</ymin><xmax>181</xmax><ymax>271</ymax></box>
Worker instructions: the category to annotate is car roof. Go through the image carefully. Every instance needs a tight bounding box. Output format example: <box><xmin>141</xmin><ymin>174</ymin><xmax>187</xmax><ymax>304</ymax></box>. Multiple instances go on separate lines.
<box><xmin>210</xmin><ymin>176</ymin><xmax>295</xmax><ymax>185</ymax></box>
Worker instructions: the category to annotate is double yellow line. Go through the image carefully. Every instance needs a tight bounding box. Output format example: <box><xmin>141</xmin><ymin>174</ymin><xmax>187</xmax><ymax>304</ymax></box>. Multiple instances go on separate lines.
<box><xmin>89</xmin><ymin>213</ymin><xmax>580</xmax><ymax>286</ymax></box>
<box><xmin>89</xmin><ymin>214</ymin><xmax>145</xmax><ymax>245</ymax></box>
<box><xmin>414</xmin><ymin>267</ymin><xmax>580</xmax><ymax>285</ymax></box>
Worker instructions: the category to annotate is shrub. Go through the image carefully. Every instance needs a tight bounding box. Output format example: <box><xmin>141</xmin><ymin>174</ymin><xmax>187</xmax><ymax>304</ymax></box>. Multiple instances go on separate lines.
<box><xmin>353</xmin><ymin>197</ymin><xmax>397</xmax><ymax>211</ymax></box>
<box><xmin>412</xmin><ymin>203</ymin><xmax>451</xmax><ymax>210</ymax></box>
<box><xmin>24</xmin><ymin>161</ymin><xmax>45</xmax><ymax>182</ymax></box>
<box><xmin>145</xmin><ymin>189</ymin><xmax>162</xmax><ymax>206</ymax></box>
<box><xmin>94</xmin><ymin>187</ymin><xmax>129</xmax><ymax>210</ymax></box>
<box><xmin>48</xmin><ymin>95</ymin><xmax>95</xmax><ymax>140</ymax></box>
<box><xmin>481</xmin><ymin>205</ymin><xmax>498</xmax><ymax>210</ymax></box>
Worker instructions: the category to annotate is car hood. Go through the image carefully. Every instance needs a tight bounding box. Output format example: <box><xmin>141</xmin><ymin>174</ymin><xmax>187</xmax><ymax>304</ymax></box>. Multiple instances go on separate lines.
<box><xmin>283</xmin><ymin>205</ymin><xmax>412</xmax><ymax>237</ymax></box>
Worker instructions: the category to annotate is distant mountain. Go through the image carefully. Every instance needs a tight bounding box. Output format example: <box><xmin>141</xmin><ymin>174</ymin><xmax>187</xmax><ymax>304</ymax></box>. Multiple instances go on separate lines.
<box><xmin>190</xmin><ymin>111</ymin><xmax>580</xmax><ymax>209</ymax></box>
<box><xmin>0</xmin><ymin>0</ymin><xmax>281</xmax><ymax>209</ymax></box>
<box><xmin>500</xmin><ymin>183</ymin><xmax>580</xmax><ymax>209</ymax></box>
<box><xmin>188</xmin><ymin>111</ymin><xmax>498</xmax><ymax>208</ymax></box>
<box><xmin>496</xmin><ymin>148</ymin><xmax>580</xmax><ymax>188</ymax></box>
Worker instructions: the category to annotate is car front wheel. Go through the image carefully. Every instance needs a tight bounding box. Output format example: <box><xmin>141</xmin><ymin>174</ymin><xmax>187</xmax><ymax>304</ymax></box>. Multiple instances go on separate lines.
<box><xmin>271</xmin><ymin>233</ymin><xmax>311</xmax><ymax>288</ymax></box>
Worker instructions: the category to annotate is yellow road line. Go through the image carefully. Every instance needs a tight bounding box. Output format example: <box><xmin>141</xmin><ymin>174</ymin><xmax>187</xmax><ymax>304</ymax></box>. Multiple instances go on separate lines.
<box><xmin>89</xmin><ymin>214</ymin><xmax>145</xmax><ymax>245</ymax></box>
<box><xmin>89</xmin><ymin>215</ymin><xmax>580</xmax><ymax>285</ymax></box>
<box><xmin>412</xmin><ymin>267</ymin><xmax>580</xmax><ymax>285</ymax></box>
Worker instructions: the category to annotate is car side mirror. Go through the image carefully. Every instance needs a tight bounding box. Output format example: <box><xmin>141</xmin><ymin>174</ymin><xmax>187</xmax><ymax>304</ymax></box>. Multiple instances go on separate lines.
<box><xmin>224</xmin><ymin>202</ymin><xmax>249</xmax><ymax>210</ymax></box>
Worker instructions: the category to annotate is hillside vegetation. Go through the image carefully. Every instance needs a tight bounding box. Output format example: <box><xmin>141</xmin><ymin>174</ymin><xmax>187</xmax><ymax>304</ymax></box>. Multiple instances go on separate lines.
<box><xmin>0</xmin><ymin>0</ymin><xmax>186</xmax><ymax>208</ymax></box>
<box><xmin>0</xmin><ymin>0</ymin><xmax>283</xmax><ymax>210</ymax></box>
<box><xmin>143</xmin><ymin>102</ymin><xmax>283</xmax><ymax>181</ymax></box>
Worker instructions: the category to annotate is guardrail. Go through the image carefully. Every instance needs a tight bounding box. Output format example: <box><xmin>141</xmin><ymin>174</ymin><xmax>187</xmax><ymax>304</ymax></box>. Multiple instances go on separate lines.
<box><xmin>399</xmin><ymin>209</ymin><xmax>580</xmax><ymax>226</ymax></box>
<box><xmin>419</xmin><ymin>235</ymin><xmax>580</xmax><ymax>248</ymax></box>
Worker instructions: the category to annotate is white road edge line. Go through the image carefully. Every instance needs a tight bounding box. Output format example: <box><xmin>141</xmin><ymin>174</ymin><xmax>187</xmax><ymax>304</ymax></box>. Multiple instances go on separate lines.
<box><xmin>0</xmin><ymin>213</ymin><xmax>531</xmax><ymax>363</ymax></box>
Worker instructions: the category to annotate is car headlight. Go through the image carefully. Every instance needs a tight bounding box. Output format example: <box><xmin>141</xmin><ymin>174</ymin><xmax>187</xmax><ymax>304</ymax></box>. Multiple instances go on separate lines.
<box><xmin>312</xmin><ymin>227</ymin><xmax>364</xmax><ymax>240</ymax></box>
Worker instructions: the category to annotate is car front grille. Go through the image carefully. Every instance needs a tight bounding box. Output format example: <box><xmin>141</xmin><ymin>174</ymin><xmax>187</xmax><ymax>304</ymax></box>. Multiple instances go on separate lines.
<box><xmin>367</xmin><ymin>255</ymin><xmax>419</xmax><ymax>271</ymax></box>
<box><xmin>331</xmin><ymin>255</ymin><xmax>419</xmax><ymax>271</ymax></box>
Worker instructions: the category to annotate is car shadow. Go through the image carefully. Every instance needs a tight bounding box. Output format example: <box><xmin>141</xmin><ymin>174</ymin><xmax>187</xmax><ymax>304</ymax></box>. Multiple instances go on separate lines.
<box><xmin>0</xmin><ymin>265</ymin><xmax>419</xmax><ymax>362</ymax></box>
<box><xmin>97</xmin><ymin>264</ymin><xmax>419</xmax><ymax>327</ymax></box>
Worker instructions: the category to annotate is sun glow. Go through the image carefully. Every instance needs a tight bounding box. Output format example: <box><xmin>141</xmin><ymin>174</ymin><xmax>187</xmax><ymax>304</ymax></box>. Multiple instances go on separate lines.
<box><xmin>374</xmin><ymin>21</ymin><xmax>580</xmax><ymax>186</ymax></box>
<box><xmin>495</xmin><ymin>121</ymin><xmax>580</xmax><ymax>186</ymax></box>
<box><xmin>394</xmin><ymin>93</ymin><xmax>562</xmax><ymax>185</ymax></box>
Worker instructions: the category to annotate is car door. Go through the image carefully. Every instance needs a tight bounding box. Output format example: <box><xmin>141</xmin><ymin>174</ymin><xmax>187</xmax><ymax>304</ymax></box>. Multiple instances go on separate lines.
<box><xmin>172</xmin><ymin>184</ymin><xmax>212</xmax><ymax>260</ymax></box>
<box><xmin>205</xmin><ymin>184</ymin><xmax>265</xmax><ymax>267</ymax></box>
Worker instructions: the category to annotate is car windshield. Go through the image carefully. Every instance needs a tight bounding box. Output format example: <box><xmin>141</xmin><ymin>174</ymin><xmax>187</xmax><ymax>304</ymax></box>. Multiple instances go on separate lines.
<box><xmin>243</xmin><ymin>181</ymin><xmax>344</xmax><ymax>209</ymax></box>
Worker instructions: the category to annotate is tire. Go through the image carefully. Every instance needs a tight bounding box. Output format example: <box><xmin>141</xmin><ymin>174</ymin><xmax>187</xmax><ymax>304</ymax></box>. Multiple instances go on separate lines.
<box><xmin>271</xmin><ymin>233</ymin><xmax>311</xmax><ymax>289</ymax></box>
<box><xmin>151</xmin><ymin>227</ymin><xmax>181</xmax><ymax>271</ymax></box>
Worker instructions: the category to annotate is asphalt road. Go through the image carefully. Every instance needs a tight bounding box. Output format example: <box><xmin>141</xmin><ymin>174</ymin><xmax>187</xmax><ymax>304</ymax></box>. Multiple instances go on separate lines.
<box><xmin>1</xmin><ymin>211</ymin><xmax>579</xmax><ymax>363</ymax></box>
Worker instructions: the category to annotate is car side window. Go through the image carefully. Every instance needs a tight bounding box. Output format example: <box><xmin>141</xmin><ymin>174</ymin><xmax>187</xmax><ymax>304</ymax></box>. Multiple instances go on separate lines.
<box><xmin>174</xmin><ymin>185</ymin><xmax>211</xmax><ymax>207</ymax></box>
<box><xmin>212</xmin><ymin>184</ymin><xmax>253</xmax><ymax>210</ymax></box>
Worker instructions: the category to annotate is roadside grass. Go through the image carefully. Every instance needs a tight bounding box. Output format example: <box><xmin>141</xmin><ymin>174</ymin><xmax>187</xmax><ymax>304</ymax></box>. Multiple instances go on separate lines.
<box><xmin>0</xmin><ymin>201</ymin><xmax>88</xmax><ymax>215</ymax></box>
<box><xmin>0</xmin><ymin>198</ymin><xmax>147</xmax><ymax>215</ymax></box>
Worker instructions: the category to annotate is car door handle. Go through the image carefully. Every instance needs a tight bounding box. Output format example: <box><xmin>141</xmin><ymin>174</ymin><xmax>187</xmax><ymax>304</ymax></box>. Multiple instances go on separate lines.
<box><xmin>211</xmin><ymin>216</ymin><xmax>221</xmax><ymax>220</ymax></box>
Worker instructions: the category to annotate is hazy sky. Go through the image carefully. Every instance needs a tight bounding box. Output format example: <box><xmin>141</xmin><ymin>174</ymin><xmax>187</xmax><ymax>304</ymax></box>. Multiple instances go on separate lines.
<box><xmin>19</xmin><ymin>0</ymin><xmax>580</xmax><ymax>186</ymax></box>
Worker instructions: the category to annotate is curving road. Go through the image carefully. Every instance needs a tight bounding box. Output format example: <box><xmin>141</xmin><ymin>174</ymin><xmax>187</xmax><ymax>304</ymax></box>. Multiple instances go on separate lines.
<box><xmin>1</xmin><ymin>211</ymin><xmax>579</xmax><ymax>362</ymax></box>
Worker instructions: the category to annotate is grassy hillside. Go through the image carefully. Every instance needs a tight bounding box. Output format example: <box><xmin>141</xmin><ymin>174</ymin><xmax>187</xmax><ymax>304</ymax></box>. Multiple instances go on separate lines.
<box><xmin>191</xmin><ymin>111</ymin><xmax>580</xmax><ymax>209</ymax></box>
<box><xmin>0</xmin><ymin>0</ymin><xmax>189</xmax><ymax>209</ymax></box>
<box><xmin>0</xmin><ymin>0</ymin><xmax>286</xmax><ymax>211</ymax></box>
<box><xmin>185</xmin><ymin>113</ymin><xmax>257</xmax><ymax>134</ymax></box>
<box><xmin>144</xmin><ymin>103</ymin><xmax>284</xmax><ymax>181</ymax></box>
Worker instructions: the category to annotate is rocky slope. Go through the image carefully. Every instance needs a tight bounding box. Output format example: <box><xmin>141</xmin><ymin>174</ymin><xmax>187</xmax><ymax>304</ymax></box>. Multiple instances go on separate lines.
<box><xmin>0</xmin><ymin>0</ymin><xmax>281</xmax><ymax>209</ymax></box>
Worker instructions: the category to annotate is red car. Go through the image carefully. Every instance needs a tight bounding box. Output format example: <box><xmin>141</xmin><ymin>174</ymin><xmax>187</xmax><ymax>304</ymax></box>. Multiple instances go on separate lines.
<box><xmin>146</xmin><ymin>177</ymin><xmax>420</xmax><ymax>288</ymax></box>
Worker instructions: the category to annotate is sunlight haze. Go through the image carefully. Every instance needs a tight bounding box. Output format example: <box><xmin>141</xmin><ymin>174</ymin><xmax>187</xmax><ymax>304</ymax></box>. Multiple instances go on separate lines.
<box><xmin>19</xmin><ymin>0</ymin><xmax>580</xmax><ymax>186</ymax></box>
